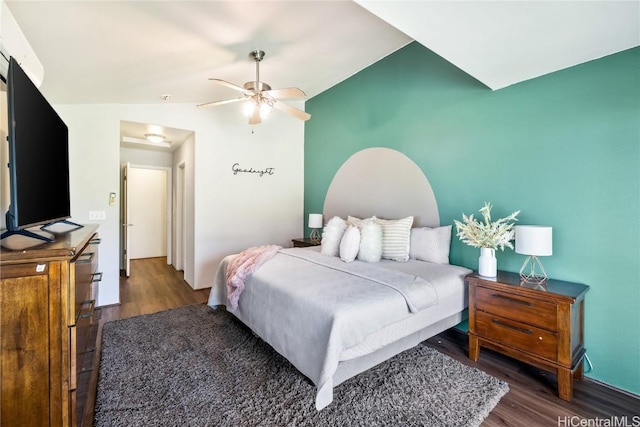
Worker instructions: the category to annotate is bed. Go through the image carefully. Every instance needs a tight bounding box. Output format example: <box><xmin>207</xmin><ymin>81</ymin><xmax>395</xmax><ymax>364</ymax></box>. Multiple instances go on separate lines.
<box><xmin>207</xmin><ymin>148</ymin><xmax>473</xmax><ymax>410</ymax></box>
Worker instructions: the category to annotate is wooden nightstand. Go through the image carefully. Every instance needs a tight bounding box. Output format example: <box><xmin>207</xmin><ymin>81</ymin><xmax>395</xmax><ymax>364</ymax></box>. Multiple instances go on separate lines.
<box><xmin>467</xmin><ymin>271</ymin><xmax>589</xmax><ymax>401</ymax></box>
<box><xmin>291</xmin><ymin>237</ymin><xmax>321</xmax><ymax>248</ymax></box>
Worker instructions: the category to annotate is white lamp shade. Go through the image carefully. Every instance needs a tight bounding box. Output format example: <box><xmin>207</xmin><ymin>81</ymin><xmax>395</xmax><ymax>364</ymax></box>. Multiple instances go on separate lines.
<box><xmin>308</xmin><ymin>213</ymin><xmax>323</xmax><ymax>229</ymax></box>
<box><xmin>515</xmin><ymin>225</ymin><xmax>553</xmax><ymax>256</ymax></box>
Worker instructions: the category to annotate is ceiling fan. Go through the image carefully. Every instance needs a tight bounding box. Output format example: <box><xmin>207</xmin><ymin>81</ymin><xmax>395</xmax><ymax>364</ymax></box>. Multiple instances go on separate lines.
<box><xmin>197</xmin><ymin>50</ymin><xmax>311</xmax><ymax>125</ymax></box>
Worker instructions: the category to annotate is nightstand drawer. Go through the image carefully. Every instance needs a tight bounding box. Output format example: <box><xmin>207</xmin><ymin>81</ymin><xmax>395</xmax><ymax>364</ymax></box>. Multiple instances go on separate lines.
<box><xmin>291</xmin><ymin>238</ymin><xmax>321</xmax><ymax>248</ymax></box>
<box><xmin>475</xmin><ymin>286</ymin><xmax>557</xmax><ymax>331</ymax></box>
<box><xmin>475</xmin><ymin>312</ymin><xmax>558</xmax><ymax>362</ymax></box>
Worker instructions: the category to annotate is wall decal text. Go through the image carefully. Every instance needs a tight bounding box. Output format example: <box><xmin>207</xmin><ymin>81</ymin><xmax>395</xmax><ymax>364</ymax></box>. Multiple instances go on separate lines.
<box><xmin>232</xmin><ymin>163</ymin><xmax>275</xmax><ymax>177</ymax></box>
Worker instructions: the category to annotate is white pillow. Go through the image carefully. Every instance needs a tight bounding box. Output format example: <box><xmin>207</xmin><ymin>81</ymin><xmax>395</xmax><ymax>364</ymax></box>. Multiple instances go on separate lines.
<box><xmin>409</xmin><ymin>225</ymin><xmax>452</xmax><ymax>264</ymax></box>
<box><xmin>339</xmin><ymin>226</ymin><xmax>361</xmax><ymax>263</ymax></box>
<box><xmin>356</xmin><ymin>218</ymin><xmax>383</xmax><ymax>262</ymax></box>
<box><xmin>321</xmin><ymin>216</ymin><xmax>347</xmax><ymax>257</ymax></box>
<box><xmin>375</xmin><ymin>216</ymin><xmax>414</xmax><ymax>262</ymax></box>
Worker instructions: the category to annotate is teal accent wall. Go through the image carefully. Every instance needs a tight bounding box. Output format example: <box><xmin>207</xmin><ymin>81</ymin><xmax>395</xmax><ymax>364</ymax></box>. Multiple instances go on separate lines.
<box><xmin>304</xmin><ymin>42</ymin><xmax>640</xmax><ymax>395</ymax></box>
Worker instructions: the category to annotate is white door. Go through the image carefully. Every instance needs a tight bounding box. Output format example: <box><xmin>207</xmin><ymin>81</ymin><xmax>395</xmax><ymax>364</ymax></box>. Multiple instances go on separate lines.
<box><xmin>128</xmin><ymin>167</ymin><xmax>168</xmax><ymax>259</ymax></box>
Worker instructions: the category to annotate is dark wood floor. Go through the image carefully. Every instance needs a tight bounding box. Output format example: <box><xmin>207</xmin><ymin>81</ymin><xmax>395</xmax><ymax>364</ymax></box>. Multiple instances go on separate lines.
<box><xmin>82</xmin><ymin>257</ymin><xmax>639</xmax><ymax>426</ymax></box>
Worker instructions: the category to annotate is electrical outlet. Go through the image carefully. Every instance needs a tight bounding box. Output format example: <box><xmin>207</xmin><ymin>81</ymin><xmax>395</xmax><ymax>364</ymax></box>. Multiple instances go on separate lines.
<box><xmin>89</xmin><ymin>210</ymin><xmax>106</xmax><ymax>220</ymax></box>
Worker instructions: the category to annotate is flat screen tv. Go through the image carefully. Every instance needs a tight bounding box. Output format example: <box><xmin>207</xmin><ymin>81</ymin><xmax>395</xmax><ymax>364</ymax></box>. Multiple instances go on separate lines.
<box><xmin>1</xmin><ymin>57</ymin><xmax>79</xmax><ymax>242</ymax></box>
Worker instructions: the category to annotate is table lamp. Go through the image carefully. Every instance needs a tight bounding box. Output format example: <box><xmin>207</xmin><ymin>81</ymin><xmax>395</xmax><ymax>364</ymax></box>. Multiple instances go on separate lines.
<box><xmin>308</xmin><ymin>213</ymin><xmax>323</xmax><ymax>242</ymax></box>
<box><xmin>515</xmin><ymin>225</ymin><xmax>553</xmax><ymax>285</ymax></box>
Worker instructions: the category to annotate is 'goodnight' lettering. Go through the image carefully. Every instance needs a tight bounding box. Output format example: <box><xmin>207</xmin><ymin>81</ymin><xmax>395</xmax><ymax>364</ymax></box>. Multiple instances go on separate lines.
<box><xmin>232</xmin><ymin>163</ymin><xmax>275</xmax><ymax>177</ymax></box>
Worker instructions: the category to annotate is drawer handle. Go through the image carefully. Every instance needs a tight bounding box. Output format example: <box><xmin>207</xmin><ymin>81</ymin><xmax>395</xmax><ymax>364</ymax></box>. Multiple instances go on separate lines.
<box><xmin>491</xmin><ymin>294</ymin><xmax>533</xmax><ymax>307</ymax></box>
<box><xmin>91</xmin><ymin>272</ymin><xmax>103</xmax><ymax>283</ymax></box>
<box><xmin>76</xmin><ymin>252</ymin><xmax>95</xmax><ymax>264</ymax></box>
<box><xmin>492</xmin><ymin>319</ymin><xmax>532</xmax><ymax>335</ymax></box>
<box><xmin>90</xmin><ymin>238</ymin><xmax>102</xmax><ymax>245</ymax></box>
<box><xmin>78</xmin><ymin>300</ymin><xmax>96</xmax><ymax>318</ymax></box>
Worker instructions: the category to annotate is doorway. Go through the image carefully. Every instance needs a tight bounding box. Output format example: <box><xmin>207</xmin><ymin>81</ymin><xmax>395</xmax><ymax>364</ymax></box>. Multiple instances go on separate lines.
<box><xmin>119</xmin><ymin>120</ymin><xmax>194</xmax><ymax>283</ymax></box>
<box><xmin>121</xmin><ymin>164</ymin><xmax>172</xmax><ymax>276</ymax></box>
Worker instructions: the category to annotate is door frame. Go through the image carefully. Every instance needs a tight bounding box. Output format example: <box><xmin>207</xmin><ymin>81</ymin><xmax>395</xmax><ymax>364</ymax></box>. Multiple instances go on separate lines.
<box><xmin>120</xmin><ymin>162</ymin><xmax>131</xmax><ymax>277</ymax></box>
<box><xmin>120</xmin><ymin>163</ymin><xmax>173</xmax><ymax>274</ymax></box>
<box><xmin>175</xmin><ymin>161</ymin><xmax>186</xmax><ymax>271</ymax></box>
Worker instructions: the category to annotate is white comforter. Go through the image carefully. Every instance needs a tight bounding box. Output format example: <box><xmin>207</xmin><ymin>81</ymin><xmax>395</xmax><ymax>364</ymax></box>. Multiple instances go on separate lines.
<box><xmin>208</xmin><ymin>247</ymin><xmax>469</xmax><ymax>409</ymax></box>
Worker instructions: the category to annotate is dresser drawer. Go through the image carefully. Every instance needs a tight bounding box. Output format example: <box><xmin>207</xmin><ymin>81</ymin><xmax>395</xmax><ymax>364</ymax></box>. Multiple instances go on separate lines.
<box><xmin>475</xmin><ymin>311</ymin><xmax>558</xmax><ymax>362</ymax></box>
<box><xmin>475</xmin><ymin>285</ymin><xmax>557</xmax><ymax>331</ymax></box>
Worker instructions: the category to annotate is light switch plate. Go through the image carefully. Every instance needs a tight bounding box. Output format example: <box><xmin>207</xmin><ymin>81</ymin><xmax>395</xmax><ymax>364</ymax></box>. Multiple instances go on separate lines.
<box><xmin>89</xmin><ymin>210</ymin><xmax>106</xmax><ymax>220</ymax></box>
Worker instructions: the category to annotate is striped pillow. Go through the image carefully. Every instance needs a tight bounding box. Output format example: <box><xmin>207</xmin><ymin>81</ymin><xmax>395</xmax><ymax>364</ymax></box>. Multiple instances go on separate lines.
<box><xmin>374</xmin><ymin>216</ymin><xmax>414</xmax><ymax>262</ymax></box>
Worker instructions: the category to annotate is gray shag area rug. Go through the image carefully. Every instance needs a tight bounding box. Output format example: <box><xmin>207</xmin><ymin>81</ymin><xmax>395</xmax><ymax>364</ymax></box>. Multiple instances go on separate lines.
<box><xmin>95</xmin><ymin>304</ymin><xmax>508</xmax><ymax>427</ymax></box>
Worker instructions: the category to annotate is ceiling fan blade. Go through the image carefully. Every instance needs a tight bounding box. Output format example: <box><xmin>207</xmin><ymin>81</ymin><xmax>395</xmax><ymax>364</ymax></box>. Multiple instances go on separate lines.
<box><xmin>209</xmin><ymin>78</ymin><xmax>250</xmax><ymax>93</ymax></box>
<box><xmin>272</xmin><ymin>100</ymin><xmax>311</xmax><ymax>121</ymax></box>
<box><xmin>196</xmin><ymin>97</ymin><xmax>246</xmax><ymax>108</ymax></box>
<box><xmin>248</xmin><ymin>107</ymin><xmax>262</xmax><ymax>125</ymax></box>
<box><xmin>262</xmin><ymin>87</ymin><xmax>306</xmax><ymax>99</ymax></box>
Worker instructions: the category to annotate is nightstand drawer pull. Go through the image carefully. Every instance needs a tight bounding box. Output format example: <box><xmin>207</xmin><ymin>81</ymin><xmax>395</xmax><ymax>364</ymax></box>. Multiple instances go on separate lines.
<box><xmin>491</xmin><ymin>294</ymin><xmax>532</xmax><ymax>306</ymax></box>
<box><xmin>492</xmin><ymin>318</ymin><xmax>532</xmax><ymax>335</ymax></box>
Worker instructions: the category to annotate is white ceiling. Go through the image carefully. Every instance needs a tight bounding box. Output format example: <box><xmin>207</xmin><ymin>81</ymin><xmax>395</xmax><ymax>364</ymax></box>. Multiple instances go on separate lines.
<box><xmin>5</xmin><ymin>1</ymin><xmax>412</xmax><ymax>104</ymax></box>
<box><xmin>356</xmin><ymin>0</ymin><xmax>640</xmax><ymax>91</ymax></box>
<box><xmin>5</xmin><ymin>0</ymin><xmax>639</xmax><ymax>145</ymax></box>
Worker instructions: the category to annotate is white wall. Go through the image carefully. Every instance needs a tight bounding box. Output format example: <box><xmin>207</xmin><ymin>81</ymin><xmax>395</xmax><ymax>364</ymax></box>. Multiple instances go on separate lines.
<box><xmin>55</xmin><ymin>102</ymin><xmax>304</xmax><ymax>304</ymax></box>
<box><xmin>55</xmin><ymin>104</ymin><xmax>121</xmax><ymax>305</ymax></box>
<box><xmin>190</xmin><ymin>106</ymin><xmax>306</xmax><ymax>290</ymax></box>
<box><xmin>120</xmin><ymin>146</ymin><xmax>173</xmax><ymax>168</ymax></box>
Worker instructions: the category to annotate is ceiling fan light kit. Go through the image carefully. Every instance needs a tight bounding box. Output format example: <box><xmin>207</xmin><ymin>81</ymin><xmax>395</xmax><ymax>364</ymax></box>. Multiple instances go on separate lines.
<box><xmin>198</xmin><ymin>50</ymin><xmax>311</xmax><ymax>125</ymax></box>
<box><xmin>243</xmin><ymin>98</ymin><xmax>272</xmax><ymax>118</ymax></box>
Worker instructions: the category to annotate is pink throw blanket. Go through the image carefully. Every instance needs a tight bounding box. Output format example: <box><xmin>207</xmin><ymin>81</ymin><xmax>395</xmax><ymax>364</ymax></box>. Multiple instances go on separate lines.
<box><xmin>225</xmin><ymin>245</ymin><xmax>282</xmax><ymax>308</ymax></box>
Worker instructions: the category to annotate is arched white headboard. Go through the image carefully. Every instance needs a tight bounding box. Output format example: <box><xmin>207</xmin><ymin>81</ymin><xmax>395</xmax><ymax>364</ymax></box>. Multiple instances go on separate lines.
<box><xmin>323</xmin><ymin>148</ymin><xmax>439</xmax><ymax>227</ymax></box>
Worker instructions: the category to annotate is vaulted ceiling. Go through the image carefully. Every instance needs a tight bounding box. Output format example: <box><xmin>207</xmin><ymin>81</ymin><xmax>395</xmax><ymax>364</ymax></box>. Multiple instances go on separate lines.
<box><xmin>6</xmin><ymin>1</ymin><xmax>639</xmax><ymax>106</ymax></box>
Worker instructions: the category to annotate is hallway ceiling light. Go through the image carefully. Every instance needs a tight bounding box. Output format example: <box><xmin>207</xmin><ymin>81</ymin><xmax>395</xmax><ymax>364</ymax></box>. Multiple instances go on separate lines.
<box><xmin>145</xmin><ymin>133</ymin><xmax>166</xmax><ymax>144</ymax></box>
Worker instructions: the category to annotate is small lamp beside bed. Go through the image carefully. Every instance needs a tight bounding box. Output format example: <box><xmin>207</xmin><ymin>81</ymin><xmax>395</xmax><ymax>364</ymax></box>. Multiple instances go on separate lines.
<box><xmin>308</xmin><ymin>213</ymin><xmax>323</xmax><ymax>243</ymax></box>
<box><xmin>515</xmin><ymin>225</ymin><xmax>553</xmax><ymax>285</ymax></box>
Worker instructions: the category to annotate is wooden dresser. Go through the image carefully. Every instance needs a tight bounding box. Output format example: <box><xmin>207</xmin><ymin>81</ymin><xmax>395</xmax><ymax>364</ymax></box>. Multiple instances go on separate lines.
<box><xmin>467</xmin><ymin>271</ymin><xmax>589</xmax><ymax>401</ymax></box>
<box><xmin>0</xmin><ymin>225</ymin><xmax>100</xmax><ymax>427</ymax></box>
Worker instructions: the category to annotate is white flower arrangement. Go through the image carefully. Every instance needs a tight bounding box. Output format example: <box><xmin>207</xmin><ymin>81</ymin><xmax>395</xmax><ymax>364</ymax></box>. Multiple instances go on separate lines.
<box><xmin>454</xmin><ymin>202</ymin><xmax>520</xmax><ymax>251</ymax></box>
